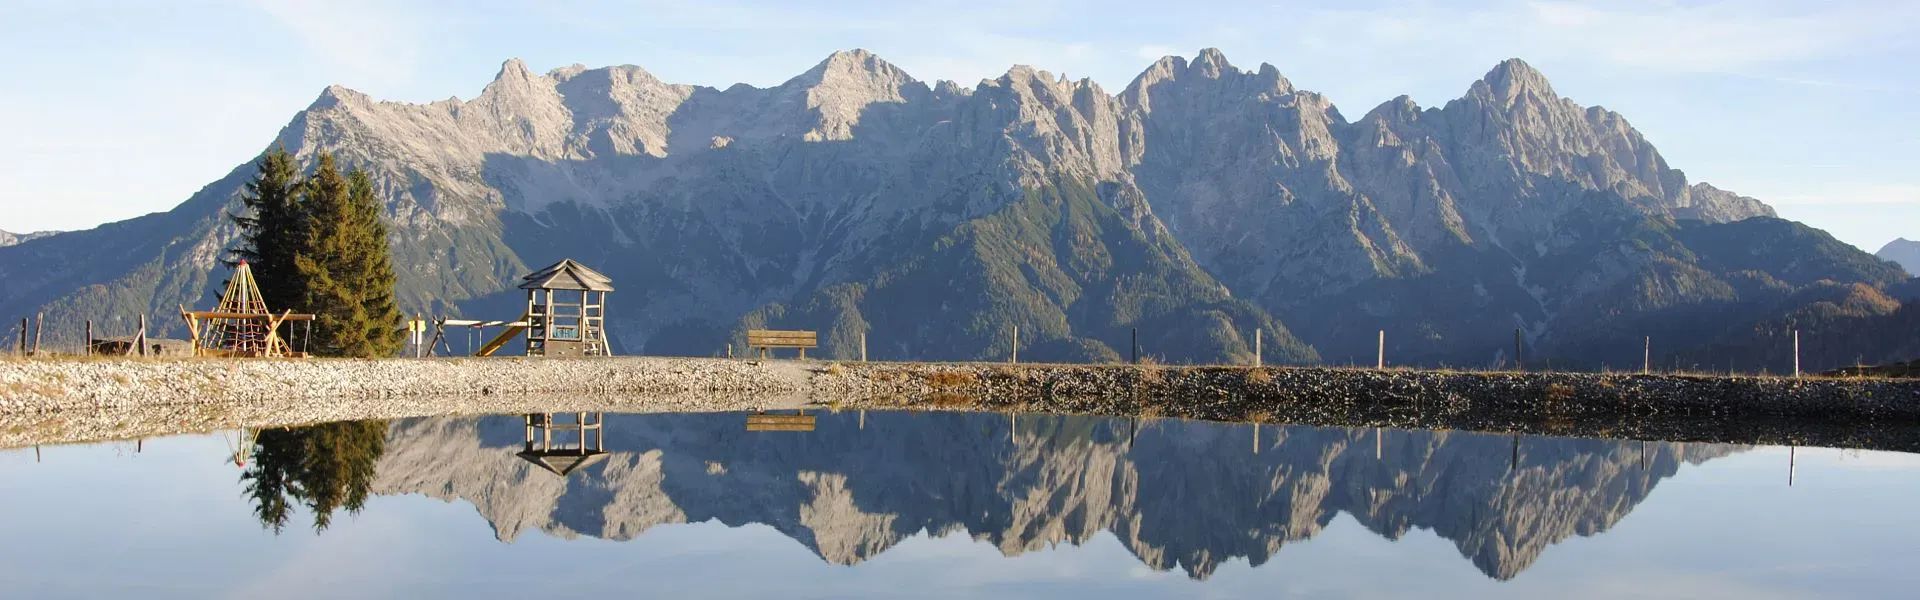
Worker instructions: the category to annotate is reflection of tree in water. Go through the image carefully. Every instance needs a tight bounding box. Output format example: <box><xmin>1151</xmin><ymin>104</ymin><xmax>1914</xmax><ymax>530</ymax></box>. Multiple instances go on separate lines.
<box><xmin>242</xmin><ymin>420</ymin><xmax>390</xmax><ymax>533</ymax></box>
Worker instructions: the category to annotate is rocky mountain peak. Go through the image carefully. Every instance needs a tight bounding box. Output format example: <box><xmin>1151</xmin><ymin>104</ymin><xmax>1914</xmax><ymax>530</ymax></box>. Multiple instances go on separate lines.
<box><xmin>1120</xmin><ymin>50</ymin><xmax>1293</xmax><ymax>114</ymax></box>
<box><xmin>1361</xmin><ymin>94</ymin><xmax>1424</xmax><ymax>125</ymax></box>
<box><xmin>786</xmin><ymin>49</ymin><xmax>922</xmax><ymax>141</ymax></box>
<box><xmin>481</xmin><ymin>58</ymin><xmax>551</xmax><ymax>97</ymax></box>
<box><xmin>1480</xmin><ymin>58</ymin><xmax>1556</xmax><ymax>101</ymax></box>
<box><xmin>795</xmin><ymin>49</ymin><xmax>912</xmax><ymax>87</ymax></box>
<box><xmin>1191</xmin><ymin>47</ymin><xmax>1231</xmax><ymax>76</ymax></box>
<box><xmin>1255</xmin><ymin>62</ymin><xmax>1295</xmax><ymax>95</ymax></box>
<box><xmin>309</xmin><ymin>84</ymin><xmax>371</xmax><ymax>110</ymax></box>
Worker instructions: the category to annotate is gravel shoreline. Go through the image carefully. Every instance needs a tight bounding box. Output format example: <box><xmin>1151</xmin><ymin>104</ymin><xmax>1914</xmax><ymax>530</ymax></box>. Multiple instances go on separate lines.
<box><xmin>5</xmin><ymin>357</ymin><xmax>1918</xmax><ymax>451</ymax></box>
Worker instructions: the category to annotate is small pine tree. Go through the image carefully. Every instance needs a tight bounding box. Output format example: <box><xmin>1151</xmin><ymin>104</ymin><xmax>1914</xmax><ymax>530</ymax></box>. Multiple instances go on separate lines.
<box><xmin>229</xmin><ymin>146</ymin><xmax>307</xmax><ymax>311</ymax></box>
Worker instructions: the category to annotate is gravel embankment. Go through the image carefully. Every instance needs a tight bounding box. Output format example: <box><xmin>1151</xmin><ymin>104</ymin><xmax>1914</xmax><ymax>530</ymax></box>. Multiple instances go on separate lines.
<box><xmin>5</xmin><ymin>357</ymin><xmax>1919</xmax><ymax>451</ymax></box>
<box><xmin>0</xmin><ymin>356</ymin><xmax>816</xmax><ymax>412</ymax></box>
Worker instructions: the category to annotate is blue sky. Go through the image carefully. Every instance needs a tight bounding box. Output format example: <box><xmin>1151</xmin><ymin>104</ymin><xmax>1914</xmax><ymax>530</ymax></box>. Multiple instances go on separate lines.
<box><xmin>2</xmin><ymin>0</ymin><xmax>1917</xmax><ymax>251</ymax></box>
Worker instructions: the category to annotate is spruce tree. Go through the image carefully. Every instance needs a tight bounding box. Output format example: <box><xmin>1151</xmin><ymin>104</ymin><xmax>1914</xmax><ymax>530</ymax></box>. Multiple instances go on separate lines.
<box><xmin>345</xmin><ymin>169</ymin><xmax>405</xmax><ymax>357</ymax></box>
<box><xmin>294</xmin><ymin>154</ymin><xmax>406</xmax><ymax>358</ymax></box>
<box><xmin>295</xmin><ymin>153</ymin><xmax>367</xmax><ymax>357</ymax></box>
<box><xmin>229</xmin><ymin>146</ymin><xmax>306</xmax><ymax>311</ymax></box>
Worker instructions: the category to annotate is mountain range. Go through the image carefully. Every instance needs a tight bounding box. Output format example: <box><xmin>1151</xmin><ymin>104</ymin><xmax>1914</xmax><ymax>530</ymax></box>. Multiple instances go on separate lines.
<box><xmin>371</xmin><ymin>412</ymin><xmax>1737</xmax><ymax>581</ymax></box>
<box><xmin>0</xmin><ymin>49</ymin><xmax>1912</xmax><ymax>368</ymax></box>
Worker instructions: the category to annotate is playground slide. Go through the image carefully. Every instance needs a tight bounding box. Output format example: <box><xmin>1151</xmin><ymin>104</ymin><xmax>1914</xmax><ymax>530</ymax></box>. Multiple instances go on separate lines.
<box><xmin>474</xmin><ymin>312</ymin><xmax>531</xmax><ymax>357</ymax></box>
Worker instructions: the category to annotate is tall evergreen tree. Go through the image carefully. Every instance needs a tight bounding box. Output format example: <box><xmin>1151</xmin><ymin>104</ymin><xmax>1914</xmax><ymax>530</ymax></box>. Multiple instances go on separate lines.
<box><xmin>228</xmin><ymin>146</ymin><xmax>307</xmax><ymax>311</ymax></box>
<box><xmin>346</xmin><ymin>169</ymin><xmax>406</xmax><ymax>357</ymax></box>
<box><xmin>294</xmin><ymin>153</ymin><xmax>355</xmax><ymax>356</ymax></box>
<box><xmin>295</xmin><ymin>154</ymin><xmax>403</xmax><ymax>357</ymax></box>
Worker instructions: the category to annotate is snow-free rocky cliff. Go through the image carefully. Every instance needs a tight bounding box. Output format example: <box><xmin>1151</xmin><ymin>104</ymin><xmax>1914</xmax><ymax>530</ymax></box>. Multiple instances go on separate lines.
<box><xmin>0</xmin><ymin>229</ymin><xmax>56</xmax><ymax>248</ymax></box>
<box><xmin>0</xmin><ymin>49</ymin><xmax>1905</xmax><ymax>367</ymax></box>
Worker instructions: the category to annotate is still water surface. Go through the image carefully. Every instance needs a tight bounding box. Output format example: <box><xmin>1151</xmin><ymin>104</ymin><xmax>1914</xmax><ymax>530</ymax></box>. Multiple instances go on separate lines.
<box><xmin>0</xmin><ymin>411</ymin><xmax>1915</xmax><ymax>598</ymax></box>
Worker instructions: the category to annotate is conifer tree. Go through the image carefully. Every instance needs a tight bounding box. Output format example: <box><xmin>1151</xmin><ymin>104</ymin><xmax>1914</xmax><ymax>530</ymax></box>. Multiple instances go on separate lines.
<box><xmin>345</xmin><ymin>169</ymin><xmax>405</xmax><ymax>357</ymax></box>
<box><xmin>228</xmin><ymin>146</ymin><xmax>306</xmax><ymax>311</ymax></box>
<box><xmin>295</xmin><ymin>154</ymin><xmax>376</xmax><ymax>356</ymax></box>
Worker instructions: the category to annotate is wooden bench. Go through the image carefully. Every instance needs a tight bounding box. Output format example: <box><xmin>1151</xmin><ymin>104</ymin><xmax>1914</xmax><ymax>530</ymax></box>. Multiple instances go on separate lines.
<box><xmin>746</xmin><ymin>329</ymin><xmax>818</xmax><ymax>359</ymax></box>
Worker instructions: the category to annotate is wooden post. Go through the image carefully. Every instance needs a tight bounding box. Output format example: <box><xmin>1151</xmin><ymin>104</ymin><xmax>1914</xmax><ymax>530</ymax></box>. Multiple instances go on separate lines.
<box><xmin>1010</xmin><ymin>325</ymin><xmax>1018</xmax><ymax>365</ymax></box>
<box><xmin>1377</xmin><ymin>330</ymin><xmax>1385</xmax><ymax>369</ymax></box>
<box><xmin>1131</xmin><ymin>328</ymin><xmax>1138</xmax><ymax>365</ymax></box>
<box><xmin>1254</xmin><ymin>329</ymin><xmax>1262</xmax><ymax>367</ymax></box>
<box><xmin>85</xmin><ymin>320</ymin><xmax>93</xmax><ymax>356</ymax></box>
<box><xmin>137</xmin><ymin>314</ymin><xmax>148</xmax><ymax>357</ymax></box>
<box><xmin>860</xmin><ymin>331</ymin><xmax>867</xmax><ymax>362</ymax></box>
<box><xmin>31</xmin><ymin>312</ymin><xmax>43</xmax><ymax>356</ymax></box>
<box><xmin>1793</xmin><ymin>330</ymin><xmax>1801</xmax><ymax>378</ymax></box>
<box><xmin>1514</xmin><ymin>328</ymin><xmax>1524</xmax><ymax>372</ymax></box>
<box><xmin>1643</xmin><ymin>336</ymin><xmax>1651</xmax><ymax>374</ymax></box>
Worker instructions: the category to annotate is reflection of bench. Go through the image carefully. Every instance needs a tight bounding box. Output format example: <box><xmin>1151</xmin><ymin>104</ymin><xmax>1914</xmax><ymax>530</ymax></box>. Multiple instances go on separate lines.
<box><xmin>746</xmin><ymin>412</ymin><xmax>816</xmax><ymax>432</ymax></box>
<box><xmin>747</xmin><ymin>329</ymin><xmax>818</xmax><ymax>359</ymax></box>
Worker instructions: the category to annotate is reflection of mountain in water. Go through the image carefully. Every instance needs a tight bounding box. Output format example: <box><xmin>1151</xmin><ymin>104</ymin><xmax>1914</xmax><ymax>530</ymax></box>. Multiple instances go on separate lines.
<box><xmin>371</xmin><ymin>412</ymin><xmax>1736</xmax><ymax>580</ymax></box>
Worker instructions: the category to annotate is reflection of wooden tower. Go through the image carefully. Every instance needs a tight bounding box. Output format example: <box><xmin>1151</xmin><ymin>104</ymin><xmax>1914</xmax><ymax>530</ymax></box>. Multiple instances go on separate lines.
<box><xmin>179</xmin><ymin>261</ymin><xmax>314</xmax><ymax>357</ymax></box>
<box><xmin>517</xmin><ymin>413</ymin><xmax>607</xmax><ymax>476</ymax></box>
<box><xmin>519</xmin><ymin>259</ymin><xmax>614</xmax><ymax>357</ymax></box>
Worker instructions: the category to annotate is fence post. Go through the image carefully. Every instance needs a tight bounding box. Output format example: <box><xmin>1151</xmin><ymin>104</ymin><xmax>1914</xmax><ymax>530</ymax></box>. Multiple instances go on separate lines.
<box><xmin>85</xmin><ymin>320</ymin><xmax>93</xmax><ymax>356</ymax></box>
<box><xmin>1781</xmin><ymin>330</ymin><xmax>1797</xmax><ymax>376</ymax></box>
<box><xmin>860</xmin><ymin>331</ymin><xmax>867</xmax><ymax>362</ymax></box>
<box><xmin>1131</xmin><ymin>328</ymin><xmax>1138</xmax><ymax>365</ymax></box>
<box><xmin>1010</xmin><ymin>325</ymin><xmax>1018</xmax><ymax>365</ymax></box>
<box><xmin>1514</xmin><ymin>328</ymin><xmax>1525</xmax><ymax>372</ymax></box>
<box><xmin>32</xmin><ymin>312</ymin><xmax>43</xmax><ymax>356</ymax></box>
<box><xmin>1254</xmin><ymin>329</ymin><xmax>1262</xmax><ymax>368</ymax></box>
<box><xmin>1377</xmin><ymin>330</ymin><xmax>1385</xmax><ymax>369</ymax></box>
<box><xmin>1643</xmin><ymin>336</ymin><xmax>1651</xmax><ymax>374</ymax></box>
<box><xmin>137</xmin><ymin>315</ymin><xmax>147</xmax><ymax>357</ymax></box>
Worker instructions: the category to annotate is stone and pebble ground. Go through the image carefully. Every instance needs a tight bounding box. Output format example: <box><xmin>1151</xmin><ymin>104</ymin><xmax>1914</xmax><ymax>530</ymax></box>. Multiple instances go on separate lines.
<box><xmin>4</xmin><ymin>357</ymin><xmax>1917</xmax><ymax>451</ymax></box>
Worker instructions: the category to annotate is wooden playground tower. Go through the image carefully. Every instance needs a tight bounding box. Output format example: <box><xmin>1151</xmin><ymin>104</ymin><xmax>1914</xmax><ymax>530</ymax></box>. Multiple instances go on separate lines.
<box><xmin>435</xmin><ymin>259</ymin><xmax>613</xmax><ymax>357</ymax></box>
<box><xmin>178</xmin><ymin>261</ymin><xmax>313</xmax><ymax>358</ymax></box>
